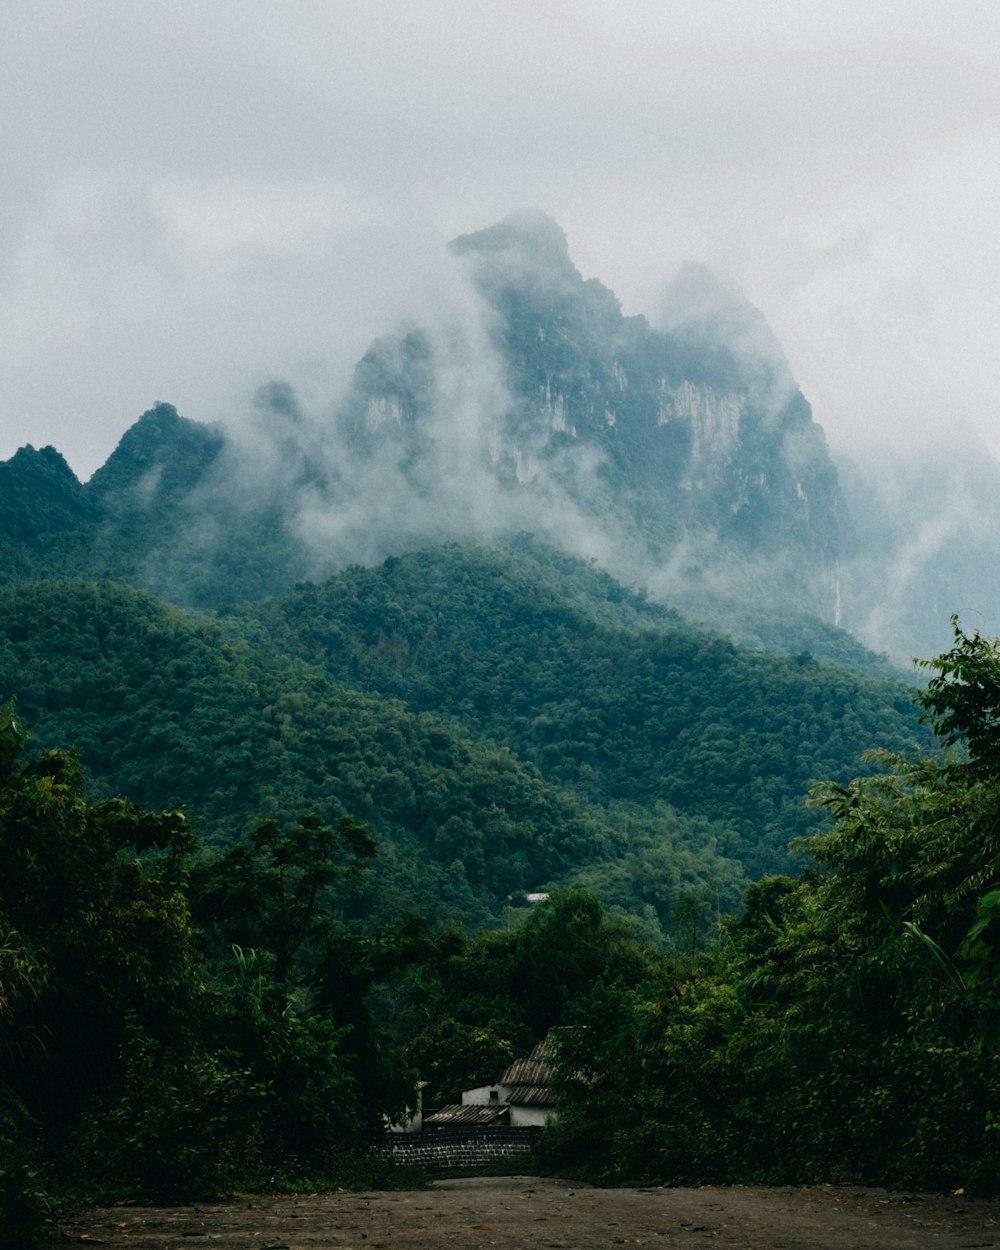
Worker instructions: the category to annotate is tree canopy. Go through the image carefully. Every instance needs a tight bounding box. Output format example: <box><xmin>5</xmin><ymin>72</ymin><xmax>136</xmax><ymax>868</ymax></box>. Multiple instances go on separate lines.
<box><xmin>542</xmin><ymin>620</ymin><xmax>1000</xmax><ymax>1192</ymax></box>
<box><xmin>0</xmin><ymin>712</ymin><xmax>413</xmax><ymax>1242</ymax></box>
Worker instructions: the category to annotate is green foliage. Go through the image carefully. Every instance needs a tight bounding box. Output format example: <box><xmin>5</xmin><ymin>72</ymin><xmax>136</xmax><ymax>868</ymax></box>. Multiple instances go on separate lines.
<box><xmin>917</xmin><ymin>615</ymin><xmax>1000</xmax><ymax>777</ymax></box>
<box><xmin>0</xmin><ymin>711</ymin><xmax>417</xmax><ymax>1240</ymax></box>
<box><xmin>193</xmin><ymin>813</ymin><xmax>375</xmax><ymax>993</ymax></box>
<box><xmin>6</xmin><ymin>600</ymin><xmax>998</xmax><ymax>1212</ymax></box>
<box><xmin>0</xmin><ymin>446</ymin><xmax>97</xmax><ymax>589</ymax></box>
<box><xmin>236</xmin><ymin>541</ymin><xmax>926</xmax><ymax>877</ymax></box>
<box><xmin>397</xmin><ymin>889</ymin><xmax>661</xmax><ymax>1103</ymax></box>
<box><xmin>544</xmin><ymin>622</ymin><xmax>1000</xmax><ymax>1192</ymax></box>
<box><xmin>0</xmin><ymin>711</ymin><xmax>207</xmax><ymax>1229</ymax></box>
<box><xmin>406</xmin><ymin>1017</ymin><xmax>516</xmax><ymax>1106</ymax></box>
<box><xmin>0</xmin><ymin>539</ymin><xmax>923</xmax><ymax>942</ymax></box>
<box><xmin>0</xmin><ymin>575</ymin><xmax>750</xmax><ymax>937</ymax></box>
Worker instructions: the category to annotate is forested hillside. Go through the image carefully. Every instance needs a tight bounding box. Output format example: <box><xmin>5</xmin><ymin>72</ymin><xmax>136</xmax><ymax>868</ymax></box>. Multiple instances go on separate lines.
<box><xmin>0</xmin><ymin>576</ymin><xmax>748</xmax><ymax>938</ymax></box>
<box><xmin>231</xmin><ymin>541</ymin><xmax>925</xmax><ymax>877</ymax></box>
<box><xmin>4</xmin><ymin>624</ymin><xmax>1000</xmax><ymax>1244</ymax></box>
<box><xmin>542</xmin><ymin>622</ymin><xmax>1000</xmax><ymax>1194</ymax></box>
<box><xmin>0</xmin><ymin>543</ymin><xmax>926</xmax><ymax>940</ymax></box>
<box><xmin>0</xmin><ymin>403</ymin><xmax>986</xmax><ymax>1240</ymax></box>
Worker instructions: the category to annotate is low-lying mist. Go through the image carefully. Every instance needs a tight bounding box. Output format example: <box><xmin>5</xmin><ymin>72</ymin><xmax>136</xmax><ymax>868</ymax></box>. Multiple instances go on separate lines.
<box><xmin>99</xmin><ymin>210</ymin><xmax>997</xmax><ymax>670</ymax></box>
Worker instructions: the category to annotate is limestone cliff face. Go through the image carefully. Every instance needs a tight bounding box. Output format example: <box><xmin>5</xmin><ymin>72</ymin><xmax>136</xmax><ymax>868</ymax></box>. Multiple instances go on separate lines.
<box><xmin>0</xmin><ymin>213</ymin><xmax>845</xmax><ymax>625</ymax></box>
<box><xmin>655</xmin><ymin>379</ymin><xmax>743</xmax><ymax>484</ymax></box>
<box><xmin>339</xmin><ymin>331</ymin><xmax>434</xmax><ymax>461</ymax></box>
<box><xmin>339</xmin><ymin>211</ymin><xmax>844</xmax><ymax>588</ymax></box>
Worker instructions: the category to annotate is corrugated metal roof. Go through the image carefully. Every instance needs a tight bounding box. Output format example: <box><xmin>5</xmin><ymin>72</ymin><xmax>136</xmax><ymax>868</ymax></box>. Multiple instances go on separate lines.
<box><xmin>505</xmin><ymin>1084</ymin><xmax>556</xmax><ymax>1106</ymax></box>
<box><xmin>500</xmin><ymin>1057</ymin><xmax>552</xmax><ymax>1086</ymax></box>
<box><xmin>425</xmin><ymin>1103</ymin><xmax>509</xmax><ymax>1126</ymax></box>
<box><xmin>530</xmin><ymin>1026</ymin><xmax>586</xmax><ymax>1062</ymax></box>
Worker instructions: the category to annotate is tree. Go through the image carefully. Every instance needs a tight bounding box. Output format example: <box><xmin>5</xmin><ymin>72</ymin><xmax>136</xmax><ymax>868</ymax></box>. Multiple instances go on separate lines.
<box><xmin>191</xmin><ymin>813</ymin><xmax>415</xmax><ymax>1166</ymax></box>
<box><xmin>541</xmin><ymin>622</ymin><xmax>1000</xmax><ymax>1190</ymax></box>
<box><xmin>0</xmin><ymin>708</ymin><xmax>206</xmax><ymax>1236</ymax></box>
<box><xmin>917</xmin><ymin>615</ymin><xmax>1000</xmax><ymax>778</ymax></box>
<box><xmin>193</xmin><ymin>813</ymin><xmax>375</xmax><ymax>999</ymax></box>
<box><xmin>0</xmin><ymin>710</ymin><xmax>414</xmax><ymax>1239</ymax></box>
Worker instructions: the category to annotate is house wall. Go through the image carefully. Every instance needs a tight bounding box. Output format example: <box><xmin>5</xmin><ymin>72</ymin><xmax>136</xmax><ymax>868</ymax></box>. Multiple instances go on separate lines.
<box><xmin>509</xmin><ymin>1105</ymin><xmax>551</xmax><ymax>1128</ymax></box>
<box><xmin>461</xmin><ymin>1084</ymin><xmax>502</xmax><ymax>1105</ymax></box>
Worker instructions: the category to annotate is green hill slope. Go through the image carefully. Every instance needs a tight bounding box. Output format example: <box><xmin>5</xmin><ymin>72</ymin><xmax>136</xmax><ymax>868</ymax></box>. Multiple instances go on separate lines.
<box><xmin>232</xmin><ymin>540</ymin><xmax>928</xmax><ymax>877</ymax></box>
<box><xmin>0</xmin><ymin>578</ymin><xmax>743</xmax><ymax>940</ymax></box>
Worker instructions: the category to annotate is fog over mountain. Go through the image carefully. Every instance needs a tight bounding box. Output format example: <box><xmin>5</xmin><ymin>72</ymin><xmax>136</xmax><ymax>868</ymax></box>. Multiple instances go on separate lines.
<box><xmin>3</xmin><ymin>5</ymin><xmax>997</xmax><ymax>663</ymax></box>
<box><xmin>5</xmin><ymin>208</ymin><xmax>995</xmax><ymax>664</ymax></box>
<box><xmin>4</xmin><ymin>3</ymin><xmax>999</xmax><ymax>487</ymax></box>
<box><xmin>836</xmin><ymin>443</ymin><xmax>1000</xmax><ymax>661</ymax></box>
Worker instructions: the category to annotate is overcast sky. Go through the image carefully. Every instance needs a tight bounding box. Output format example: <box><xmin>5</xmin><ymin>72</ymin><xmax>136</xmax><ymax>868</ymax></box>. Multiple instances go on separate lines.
<box><xmin>2</xmin><ymin>0</ymin><xmax>999</xmax><ymax>479</ymax></box>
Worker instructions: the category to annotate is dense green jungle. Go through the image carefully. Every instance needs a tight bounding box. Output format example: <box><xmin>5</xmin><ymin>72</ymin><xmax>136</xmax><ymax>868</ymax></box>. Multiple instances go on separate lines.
<box><xmin>3</xmin><ymin>542</ymin><xmax>1000</xmax><ymax>1240</ymax></box>
<box><xmin>0</xmin><ymin>543</ymin><xmax>924</xmax><ymax>937</ymax></box>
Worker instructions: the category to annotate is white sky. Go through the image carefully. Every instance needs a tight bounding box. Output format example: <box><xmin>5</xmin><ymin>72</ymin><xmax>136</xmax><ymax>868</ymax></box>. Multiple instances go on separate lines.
<box><xmin>2</xmin><ymin>0</ymin><xmax>999</xmax><ymax>479</ymax></box>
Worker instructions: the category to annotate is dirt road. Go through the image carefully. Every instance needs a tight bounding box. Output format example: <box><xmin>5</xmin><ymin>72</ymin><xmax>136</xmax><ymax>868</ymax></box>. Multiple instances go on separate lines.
<box><xmin>47</xmin><ymin>1174</ymin><xmax>1000</xmax><ymax>1249</ymax></box>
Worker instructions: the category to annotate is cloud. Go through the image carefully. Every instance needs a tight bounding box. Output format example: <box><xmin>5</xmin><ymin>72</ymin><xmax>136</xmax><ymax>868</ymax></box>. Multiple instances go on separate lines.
<box><xmin>211</xmin><ymin>240</ymin><xmax>630</xmax><ymax>578</ymax></box>
<box><xmin>1</xmin><ymin>0</ymin><xmax>999</xmax><ymax>490</ymax></box>
<box><xmin>837</xmin><ymin>442</ymin><xmax>1000</xmax><ymax>661</ymax></box>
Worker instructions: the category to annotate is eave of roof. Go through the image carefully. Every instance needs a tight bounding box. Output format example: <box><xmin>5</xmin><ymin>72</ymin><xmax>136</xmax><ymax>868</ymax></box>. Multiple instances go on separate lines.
<box><xmin>504</xmin><ymin>1084</ymin><xmax>556</xmax><ymax>1106</ymax></box>
<box><xmin>500</xmin><ymin>1057</ymin><xmax>552</xmax><ymax>1086</ymax></box>
<box><xmin>425</xmin><ymin>1103</ymin><xmax>509</xmax><ymax>1126</ymax></box>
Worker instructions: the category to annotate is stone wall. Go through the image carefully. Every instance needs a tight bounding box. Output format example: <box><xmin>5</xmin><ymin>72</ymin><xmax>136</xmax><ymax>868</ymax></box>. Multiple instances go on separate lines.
<box><xmin>385</xmin><ymin>1126</ymin><xmax>540</xmax><ymax>1170</ymax></box>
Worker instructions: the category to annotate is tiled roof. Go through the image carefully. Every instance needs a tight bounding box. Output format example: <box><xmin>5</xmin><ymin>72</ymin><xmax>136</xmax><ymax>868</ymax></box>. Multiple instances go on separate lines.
<box><xmin>504</xmin><ymin>1084</ymin><xmax>556</xmax><ymax>1106</ymax></box>
<box><xmin>425</xmin><ymin>1103</ymin><xmax>509</xmax><ymax>1126</ymax></box>
<box><xmin>500</xmin><ymin>1057</ymin><xmax>551</xmax><ymax>1086</ymax></box>
<box><xmin>530</xmin><ymin>1026</ymin><xmax>586</xmax><ymax>1062</ymax></box>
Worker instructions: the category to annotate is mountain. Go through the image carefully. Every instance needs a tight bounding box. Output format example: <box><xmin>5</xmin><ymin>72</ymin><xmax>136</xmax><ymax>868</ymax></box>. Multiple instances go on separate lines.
<box><xmin>3</xmin><ymin>401</ymin><xmax>317</xmax><ymax>606</ymax></box>
<box><xmin>0</xmin><ymin>210</ymin><xmax>951</xmax><ymax>939</ymax></box>
<box><xmin>0</xmin><ymin>210</ymin><xmax>854</xmax><ymax>654</ymax></box>
<box><xmin>338</xmin><ymin>210</ymin><xmax>843</xmax><ymax>620</ymax></box>
<box><xmin>5</xmin><ymin>213</ymin><xmax>998</xmax><ymax>1224</ymax></box>
<box><xmin>452</xmin><ymin>212</ymin><xmax>840</xmax><ymax>570</ymax></box>
<box><xmin>9</xmin><ymin>210</ymin><xmax>996</xmax><ymax>664</ymax></box>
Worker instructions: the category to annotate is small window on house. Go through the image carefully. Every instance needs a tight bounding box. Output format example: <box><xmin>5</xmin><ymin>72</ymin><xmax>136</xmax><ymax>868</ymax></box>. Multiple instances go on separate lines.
<box><xmin>489</xmin><ymin>1089</ymin><xmax>499</xmax><ymax>1101</ymax></box>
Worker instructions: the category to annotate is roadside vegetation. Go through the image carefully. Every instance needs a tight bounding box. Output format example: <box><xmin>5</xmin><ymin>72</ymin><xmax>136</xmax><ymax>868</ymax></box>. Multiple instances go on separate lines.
<box><xmin>4</xmin><ymin>620</ymin><xmax>1000</xmax><ymax>1243</ymax></box>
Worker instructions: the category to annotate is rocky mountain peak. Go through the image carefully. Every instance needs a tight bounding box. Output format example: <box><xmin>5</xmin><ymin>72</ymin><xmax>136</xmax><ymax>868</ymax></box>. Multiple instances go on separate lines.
<box><xmin>451</xmin><ymin>208</ymin><xmax>570</xmax><ymax>262</ymax></box>
<box><xmin>88</xmin><ymin>402</ymin><xmax>224</xmax><ymax>505</ymax></box>
<box><xmin>333</xmin><ymin>213</ymin><xmax>844</xmax><ymax>600</ymax></box>
<box><xmin>449</xmin><ymin>209</ymin><xmax>582</xmax><ymax>296</ymax></box>
<box><xmin>658</xmin><ymin>263</ymin><xmax>791</xmax><ymax>386</ymax></box>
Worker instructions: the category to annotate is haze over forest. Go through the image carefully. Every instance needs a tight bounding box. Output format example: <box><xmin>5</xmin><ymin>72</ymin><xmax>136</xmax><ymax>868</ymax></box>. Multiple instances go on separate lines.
<box><xmin>5</xmin><ymin>205</ymin><xmax>1000</xmax><ymax>665</ymax></box>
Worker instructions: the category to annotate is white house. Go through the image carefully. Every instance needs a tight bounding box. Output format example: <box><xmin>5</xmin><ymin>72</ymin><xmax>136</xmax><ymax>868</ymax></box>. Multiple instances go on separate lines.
<box><xmin>458</xmin><ymin>1038</ymin><xmax>558</xmax><ymax>1126</ymax></box>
